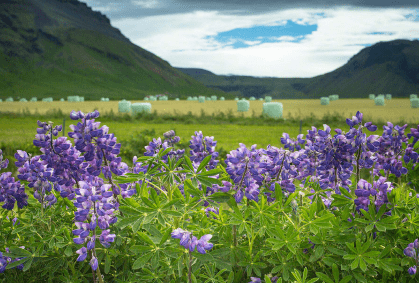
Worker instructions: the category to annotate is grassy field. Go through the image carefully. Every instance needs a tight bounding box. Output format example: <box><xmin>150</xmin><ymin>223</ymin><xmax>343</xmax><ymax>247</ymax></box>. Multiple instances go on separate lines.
<box><xmin>0</xmin><ymin>116</ymin><xmax>304</xmax><ymax>151</ymax></box>
<box><xmin>0</xmin><ymin>98</ymin><xmax>416</xmax><ymax>123</ymax></box>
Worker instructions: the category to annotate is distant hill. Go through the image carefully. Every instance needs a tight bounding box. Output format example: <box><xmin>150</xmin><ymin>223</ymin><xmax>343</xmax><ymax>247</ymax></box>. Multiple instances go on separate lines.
<box><xmin>176</xmin><ymin>39</ymin><xmax>419</xmax><ymax>99</ymax></box>
<box><xmin>0</xmin><ymin>0</ymin><xmax>228</xmax><ymax>100</ymax></box>
<box><xmin>294</xmin><ymin>39</ymin><xmax>419</xmax><ymax>98</ymax></box>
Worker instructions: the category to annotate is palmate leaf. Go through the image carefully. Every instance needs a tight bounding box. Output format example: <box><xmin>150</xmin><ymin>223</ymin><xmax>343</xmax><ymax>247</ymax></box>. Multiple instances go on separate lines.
<box><xmin>132</xmin><ymin>252</ymin><xmax>153</xmax><ymax>270</ymax></box>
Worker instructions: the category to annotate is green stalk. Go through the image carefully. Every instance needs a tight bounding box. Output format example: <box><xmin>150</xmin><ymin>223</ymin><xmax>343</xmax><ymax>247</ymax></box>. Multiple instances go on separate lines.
<box><xmin>188</xmin><ymin>250</ymin><xmax>192</xmax><ymax>283</ymax></box>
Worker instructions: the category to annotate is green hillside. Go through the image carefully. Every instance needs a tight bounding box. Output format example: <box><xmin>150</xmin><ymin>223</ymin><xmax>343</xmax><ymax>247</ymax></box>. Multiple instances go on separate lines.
<box><xmin>0</xmin><ymin>0</ymin><xmax>229</xmax><ymax>101</ymax></box>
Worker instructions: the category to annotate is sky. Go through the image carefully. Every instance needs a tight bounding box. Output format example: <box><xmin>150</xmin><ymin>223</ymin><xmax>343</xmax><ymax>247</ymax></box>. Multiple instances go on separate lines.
<box><xmin>81</xmin><ymin>0</ymin><xmax>419</xmax><ymax>78</ymax></box>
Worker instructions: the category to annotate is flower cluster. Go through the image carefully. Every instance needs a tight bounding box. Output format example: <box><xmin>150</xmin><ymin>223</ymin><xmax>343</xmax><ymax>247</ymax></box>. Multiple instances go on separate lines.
<box><xmin>0</xmin><ymin>151</ymin><xmax>28</xmax><ymax>210</ymax></box>
<box><xmin>354</xmin><ymin>177</ymin><xmax>393</xmax><ymax>212</ymax></box>
<box><xmin>404</xmin><ymin>239</ymin><xmax>419</xmax><ymax>275</ymax></box>
<box><xmin>72</xmin><ymin>180</ymin><xmax>117</xmax><ymax>270</ymax></box>
<box><xmin>171</xmin><ymin>228</ymin><xmax>213</xmax><ymax>254</ymax></box>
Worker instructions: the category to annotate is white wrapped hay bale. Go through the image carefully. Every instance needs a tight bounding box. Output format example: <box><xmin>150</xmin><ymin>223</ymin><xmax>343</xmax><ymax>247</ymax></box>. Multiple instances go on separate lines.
<box><xmin>6</xmin><ymin>97</ymin><xmax>13</xmax><ymax>102</ymax></box>
<box><xmin>374</xmin><ymin>96</ymin><xmax>385</xmax><ymax>106</ymax></box>
<box><xmin>19</xmin><ymin>98</ymin><xmax>28</xmax><ymax>102</ymax></box>
<box><xmin>220</xmin><ymin>97</ymin><xmax>225</xmax><ymax>101</ymax></box>
<box><xmin>175</xmin><ymin>98</ymin><xmax>179</xmax><ymax>101</ymax></box>
<box><xmin>259</xmin><ymin>98</ymin><xmax>264</xmax><ymax>101</ymax></box>
<box><xmin>237</xmin><ymin>100</ymin><xmax>250</xmax><ymax>112</ymax></box>
<box><xmin>131</xmin><ymin>102</ymin><xmax>152</xmax><ymax>114</ymax></box>
<box><xmin>206</xmin><ymin>96</ymin><xmax>211</xmax><ymax>101</ymax></box>
<box><xmin>411</xmin><ymin>98</ymin><xmax>419</xmax><ymax>108</ymax></box>
<box><xmin>410</xmin><ymin>94</ymin><xmax>417</xmax><ymax>100</ymax></box>
<box><xmin>249</xmin><ymin>97</ymin><xmax>256</xmax><ymax>100</ymax></box>
<box><xmin>149</xmin><ymin>96</ymin><xmax>156</xmax><ymax>101</ymax></box>
<box><xmin>263</xmin><ymin>102</ymin><xmax>283</xmax><ymax>119</ymax></box>
<box><xmin>79</xmin><ymin>97</ymin><xmax>84</xmax><ymax>102</ymax></box>
<box><xmin>192</xmin><ymin>96</ymin><xmax>198</xmax><ymax>101</ymax></box>
<box><xmin>30</xmin><ymin>97</ymin><xmax>37</xmax><ymax>102</ymax></box>
<box><xmin>320</xmin><ymin>97</ymin><xmax>330</xmax><ymax>105</ymax></box>
<box><xmin>118</xmin><ymin>100</ymin><xmax>131</xmax><ymax>113</ymax></box>
<box><xmin>159</xmin><ymin>95</ymin><xmax>168</xmax><ymax>101</ymax></box>
<box><xmin>42</xmin><ymin>97</ymin><xmax>53</xmax><ymax>102</ymax></box>
<box><xmin>186</xmin><ymin>96</ymin><xmax>192</xmax><ymax>101</ymax></box>
<box><xmin>385</xmin><ymin>94</ymin><xmax>392</xmax><ymax>100</ymax></box>
<box><xmin>265</xmin><ymin>96</ymin><xmax>272</xmax><ymax>102</ymax></box>
<box><xmin>369</xmin><ymin>94</ymin><xmax>375</xmax><ymax>100</ymax></box>
<box><xmin>234</xmin><ymin>97</ymin><xmax>239</xmax><ymax>101</ymax></box>
<box><xmin>60</xmin><ymin>98</ymin><xmax>65</xmax><ymax>102</ymax></box>
<box><xmin>211</xmin><ymin>95</ymin><xmax>217</xmax><ymax>101</ymax></box>
<box><xmin>0</xmin><ymin>99</ymin><xmax>2</xmax><ymax>102</ymax></box>
<box><xmin>68</xmin><ymin>96</ymin><xmax>80</xmax><ymax>102</ymax></box>
<box><xmin>198</xmin><ymin>96</ymin><xmax>205</xmax><ymax>103</ymax></box>
<box><xmin>329</xmin><ymin>94</ymin><xmax>339</xmax><ymax>101</ymax></box>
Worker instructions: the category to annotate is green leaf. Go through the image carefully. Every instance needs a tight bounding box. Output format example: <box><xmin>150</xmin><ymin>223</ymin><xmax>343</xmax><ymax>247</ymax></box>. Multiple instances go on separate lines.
<box><xmin>183</xmin><ymin>156</ymin><xmax>194</xmax><ymax>171</ymax></box>
<box><xmin>284</xmin><ymin>192</ymin><xmax>298</xmax><ymax>208</ymax></box>
<box><xmin>132</xmin><ymin>252</ymin><xmax>153</xmax><ymax>270</ymax></box>
<box><xmin>315</xmin><ymin>272</ymin><xmax>334</xmax><ymax>283</ymax></box>
<box><xmin>137</xmin><ymin>232</ymin><xmax>156</xmax><ymax>246</ymax></box>
<box><xmin>6</xmin><ymin>247</ymin><xmax>32</xmax><ymax>258</ymax></box>
<box><xmin>339</xmin><ymin>275</ymin><xmax>352</xmax><ymax>283</ymax></box>
<box><xmin>130</xmin><ymin>245</ymin><xmax>154</xmax><ymax>254</ymax></box>
<box><xmin>196</xmin><ymin>155</ymin><xmax>212</xmax><ymax>173</ymax></box>
<box><xmin>207</xmin><ymin>192</ymin><xmax>232</xmax><ymax>203</ymax></box>
<box><xmin>198</xmin><ymin>168</ymin><xmax>223</xmax><ymax>176</ymax></box>
<box><xmin>359</xmin><ymin>258</ymin><xmax>367</xmax><ymax>272</ymax></box>
<box><xmin>351</xmin><ymin>258</ymin><xmax>359</xmax><ymax>270</ymax></box>
<box><xmin>64</xmin><ymin>246</ymin><xmax>72</xmax><ymax>257</ymax></box>
<box><xmin>105</xmin><ymin>254</ymin><xmax>111</xmax><ymax>274</ymax></box>
<box><xmin>275</xmin><ymin>183</ymin><xmax>283</xmax><ymax>207</ymax></box>
<box><xmin>332</xmin><ymin>263</ymin><xmax>339</xmax><ymax>283</ymax></box>
<box><xmin>159</xmin><ymin>228</ymin><xmax>172</xmax><ymax>246</ymax></box>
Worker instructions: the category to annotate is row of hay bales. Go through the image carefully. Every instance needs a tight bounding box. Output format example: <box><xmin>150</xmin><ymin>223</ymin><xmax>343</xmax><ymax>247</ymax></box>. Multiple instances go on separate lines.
<box><xmin>100</xmin><ymin>97</ymin><xmax>110</xmax><ymax>101</ymax></box>
<box><xmin>144</xmin><ymin>95</ymin><xmax>168</xmax><ymax>101</ymax></box>
<box><xmin>67</xmin><ymin>96</ymin><xmax>85</xmax><ymax>102</ymax></box>
<box><xmin>320</xmin><ymin>94</ymin><xmax>340</xmax><ymax>105</ymax></box>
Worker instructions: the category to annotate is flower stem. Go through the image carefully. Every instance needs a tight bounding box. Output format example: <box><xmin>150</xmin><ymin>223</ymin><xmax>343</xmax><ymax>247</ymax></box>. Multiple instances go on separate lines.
<box><xmin>188</xmin><ymin>250</ymin><xmax>192</xmax><ymax>283</ymax></box>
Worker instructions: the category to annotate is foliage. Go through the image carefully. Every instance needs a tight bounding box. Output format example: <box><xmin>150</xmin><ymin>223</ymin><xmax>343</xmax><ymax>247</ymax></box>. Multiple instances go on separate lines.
<box><xmin>1</xmin><ymin>110</ymin><xmax>419</xmax><ymax>283</ymax></box>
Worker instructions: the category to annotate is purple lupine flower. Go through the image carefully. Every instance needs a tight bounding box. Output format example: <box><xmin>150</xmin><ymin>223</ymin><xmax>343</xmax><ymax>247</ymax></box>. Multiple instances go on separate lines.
<box><xmin>196</xmin><ymin>234</ymin><xmax>214</xmax><ymax>254</ymax></box>
<box><xmin>249</xmin><ymin>277</ymin><xmax>261</xmax><ymax>283</ymax></box>
<box><xmin>171</xmin><ymin>229</ymin><xmax>213</xmax><ymax>254</ymax></box>
<box><xmin>76</xmin><ymin>247</ymin><xmax>87</xmax><ymax>262</ymax></box>
<box><xmin>0</xmin><ymin>172</ymin><xmax>28</xmax><ymax>210</ymax></box>
<box><xmin>0</xmin><ymin>150</ymin><xmax>8</xmax><ymax>170</ymax></box>
<box><xmin>408</xmin><ymin>265</ymin><xmax>417</xmax><ymax>275</ymax></box>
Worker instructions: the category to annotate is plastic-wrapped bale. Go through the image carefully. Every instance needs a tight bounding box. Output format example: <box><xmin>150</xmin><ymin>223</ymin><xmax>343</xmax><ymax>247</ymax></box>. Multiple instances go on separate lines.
<box><xmin>320</xmin><ymin>97</ymin><xmax>330</xmax><ymax>105</ymax></box>
<box><xmin>374</xmin><ymin>96</ymin><xmax>385</xmax><ymax>106</ymax></box>
<box><xmin>79</xmin><ymin>97</ymin><xmax>84</xmax><ymax>102</ymax></box>
<box><xmin>198</xmin><ymin>96</ymin><xmax>205</xmax><ymax>103</ymax></box>
<box><xmin>148</xmin><ymin>96</ymin><xmax>156</xmax><ymax>101</ymax></box>
<box><xmin>118</xmin><ymin>100</ymin><xmax>131</xmax><ymax>113</ymax></box>
<box><xmin>259</xmin><ymin>98</ymin><xmax>264</xmax><ymax>101</ymax></box>
<box><xmin>411</xmin><ymin>99</ymin><xmax>419</xmax><ymax>108</ymax></box>
<box><xmin>193</xmin><ymin>96</ymin><xmax>198</xmax><ymax>101</ymax></box>
<box><xmin>249</xmin><ymin>96</ymin><xmax>256</xmax><ymax>100</ymax></box>
<box><xmin>206</xmin><ymin>96</ymin><xmax>211</xmax><ymax>101</ymax></box>
<box><xmin>262</xmin><ymin>102</ymin><xmax>283</xmax><ymax>119</ymax></box>
<box><xmin>29</xmin><ymin>97</ymin><xmax>37</xmax><ymax>102</ymax></box>
<box><xmin>211</xmin><ymin>95</ymin><xmax>217</xmax><ymax>101</ymax></box>
<box><xmin>237</xmin><ymin>100</ymin><xmax>250</xmax><ymax>112</ymax></box>
<box><xmin>385</xmin><ymin>94</ymin><xmax>392</xmax><ymax>100</ymax></box>
<box><xmin>220</xmin><ymin>97</ymin><xmax>225</xmax><ymax>101</ymax></box>
<box><xmin>187</xmin><ymin>96</ymin><xmax>192</xmax><ymax>101</ymax></box>
<box><xmin>131</xmin><ymin>103</ymin><xmax>152</xmax><ymax>115</ymax></box>
<box><xmin>158</xmin><ymin>96</ymin><xmax>168</xmax><ymax>101</ymax></box>
<box><xmin>0</xmin><ymin>99</ymin><xmax>2</xmax><ymax>102</ymax></box>
<box><xmin>265</xmin><ymin>96</ymin><xmax>272</xmax><ymax>102</ymax></box>
<box><xmin>60</xmin><ymin>98</ymin><xmax>65</xmax><ymax>102</ymax></box>
<box><xmin>19</xmin><ymin>98</ymin><xmax>28</xmax><ymax>102</ymax></box>
<box><xmin>369</xmin><ymin>94</ymin><xmax>375</xmax><ymax>100</ymax></box>
<box><xmin>377</xmin><ymin>94</ymin><xmax>384</xmax><ymax>99</ymax></box>
<box><xmin>106</xmin><ymin>98</ymin><xmax>110</xmax><ymax>101</ymax></box>
<box><xmin>175</xmin><ymin>98</ymin><xmax>179</xmax><ymax>101</ymax></box>
<box><xmin>42</xmin><ymin>97</ymin><xmax>53</xmax><ymax>102</ymax></box>
<box><xmin>410</xmin><ymin>94</ymin><xmax>417</xmax><ymax>101</ymax></box>
<box><xmin>68</xmin><ymin>96</ymin><xmax>80</xmax><ymax>102</ymax></box>
<box><xmin>234</xmin><ymin>97</ymin><xmax>239</xmax><ymax>101</ymax></box>
<box><xmin>6</xmin><ymin>97</ymin><xmax>13</xmax><ymax>102</ymax></box>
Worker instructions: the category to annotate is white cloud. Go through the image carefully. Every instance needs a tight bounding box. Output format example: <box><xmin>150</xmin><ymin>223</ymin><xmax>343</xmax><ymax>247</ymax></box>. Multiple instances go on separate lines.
<box><xmin>131</xmin><ymin>0</ymin><xmax>160</xmax><ymax>9</ymax></box>
<box><xmin>112</xmin><ymin>7</ymin><xmax>419</xmax><ymax>77</ymax></box>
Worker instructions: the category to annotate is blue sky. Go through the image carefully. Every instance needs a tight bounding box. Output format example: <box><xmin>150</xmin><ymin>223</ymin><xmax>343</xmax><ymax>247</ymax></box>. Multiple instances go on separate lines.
<box><xmin>82</xmin><ymin>0</ymin><xmax>419</xmax><ymax>77</ymax></box>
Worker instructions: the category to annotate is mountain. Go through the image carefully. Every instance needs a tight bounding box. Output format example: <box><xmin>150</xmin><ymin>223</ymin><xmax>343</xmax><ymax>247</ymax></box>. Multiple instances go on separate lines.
<box><xmin>295</xmin><ymin>39</ymin><xmax>419</xmax><ymax>97</ymax></box>
<box><xmin>0</xmin><ymin>0</ymin><xmax>227</xmax><ymax>100</ymax></box>
<box><xmin>176</xmin><ymin>39</ymin><xmax>419</xmax><ymax>99</ymax></box>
